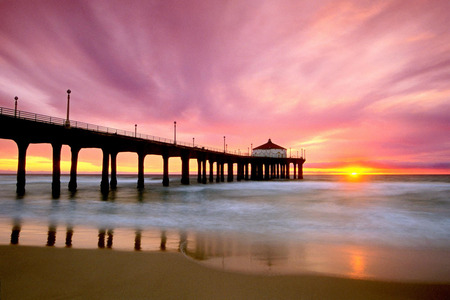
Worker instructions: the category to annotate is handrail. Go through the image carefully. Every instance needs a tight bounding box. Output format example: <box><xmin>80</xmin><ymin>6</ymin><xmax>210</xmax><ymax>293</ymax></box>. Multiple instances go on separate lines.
<box><xmin>0</xmin><ymin>106</ymin><xmax>253</xmax><ymax>156</ymax></box>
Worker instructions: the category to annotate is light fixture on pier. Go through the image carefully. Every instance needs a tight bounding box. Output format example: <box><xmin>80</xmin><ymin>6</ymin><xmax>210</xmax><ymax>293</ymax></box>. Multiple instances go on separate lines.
<box><xmin>174</xmin><ymin>121</ymin><xmax>177</xmax><ymax>144</ymax></box>
<box><xmin>135</xmin><ymin>124</ymin><xmax>137</xmax><ymax>137</ymax></box>
<box><xmin>65</xmin><ymin>89</ymin><xmax>71</xmax><ymax>127</ymax></box>
<box><xmin>14</xmin><ymin>96</ymin><xmax>18</xmax><ymax>117</ymax></box>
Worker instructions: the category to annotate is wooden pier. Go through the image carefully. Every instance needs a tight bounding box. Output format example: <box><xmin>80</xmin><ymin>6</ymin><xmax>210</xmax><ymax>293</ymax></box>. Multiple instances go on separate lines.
<box><xmin>0</xmin><ymin>106</ymin><xmax>305</xmax><ymax>197</ymax></box>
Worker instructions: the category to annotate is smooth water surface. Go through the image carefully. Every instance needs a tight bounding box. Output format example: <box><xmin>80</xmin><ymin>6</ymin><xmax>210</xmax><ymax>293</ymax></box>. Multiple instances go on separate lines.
<box><xmin>1</xmin><ymin>174</ymin><xmax>449</xmax><ymax>281</ymax></box>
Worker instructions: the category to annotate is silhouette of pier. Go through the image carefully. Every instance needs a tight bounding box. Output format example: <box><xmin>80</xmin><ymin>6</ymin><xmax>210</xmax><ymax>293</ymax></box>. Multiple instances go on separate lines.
<box><xmin>0</xmin><ymin>106</ymin><xmax>305</xmax><ymax>197</ymax></box>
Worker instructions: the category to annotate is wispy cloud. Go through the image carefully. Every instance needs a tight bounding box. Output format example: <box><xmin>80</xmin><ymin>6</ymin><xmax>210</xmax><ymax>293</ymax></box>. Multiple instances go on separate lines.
<box><xmin>0</xmin><ymin>0</ymin><xmax>449</xmax><ymax>173</ymax></box>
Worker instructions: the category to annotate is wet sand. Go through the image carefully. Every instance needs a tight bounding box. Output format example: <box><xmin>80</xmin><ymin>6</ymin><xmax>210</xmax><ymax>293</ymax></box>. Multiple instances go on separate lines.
<box><xmin>0</xmin><ymin>245</ymin><xmax>449</xmax><ymax>299</ymax></box>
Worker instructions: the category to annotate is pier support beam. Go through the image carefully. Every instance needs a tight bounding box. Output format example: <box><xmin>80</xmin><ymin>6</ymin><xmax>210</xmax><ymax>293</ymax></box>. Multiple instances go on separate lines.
<box><xmin>209</xmin><ymin>161</ymin><xmax>214</xmax><ymax>183</ymax></box>
<box><xmin>15</xmin><ymin>140</ymin><xmax>29</xmax><ymax>196</ymax></box>
<box><xmin>52</xmin><ymin>143</ymin><xmax>62</xmax><ymax>198</ymax></box>
<box><xmin>216</xmin><ymin>161</ymin><xmax>221</xmax><ymax>183</ymax></box>
<box><xmin>244</xmin><ymin>163</ymin><xmax>249</xmax><ymax>180</ymax></box>
<box><xmin>258</xmin><ymin>163</ymin><xmax>264</xmax><ymax>180</ymax></box>
<box><xmin>264</xmin><ymin>163</ymin><xmax>270</xmax><ymax>180</ymax></box>
<box><xmin>137</xmin><ymin>152</ymin><xmax>145</xmax><ymax>190</ymax></box>
<box><xmin>181</xmin><ymin>152</ymin><xmax>190</xmax><ymax>185</ymax></box>
<box><xmin>237</xmin><ymin>163</ymin><xmax>242</xmax><ymax>181</ymax></box>
<box><xmin>162</xmin><ymin>153</ymin><xmax>169</xmax><ymax>187</ymax></box>
<box><xmin>68</xmin><ymin>146</ymin><xmax>80</xmax><ymax>192</ymax></box>
<box><xmin>110</xmin><ymin>151</ymin><xmax>118</xmax><ymax>190</ymax></box>
<box><xmin>220</xmin><ymin>162</ymin><xmax>225</xmax><ymax>182</ymax></box>
<box><xmin>197</xmin><ymin>159</ymin><xmax>202</xmax><ymax>183</ymax></box>
<box><xmin>202</xmin><ymin>159</ymin><xmax>207</xmax><ymax>184</ymax></box>
<box><xmin>298</xmin><ymin>162</ymin><xmax>303</xmax><ymax>179</ymax></box>
<box><xmin>286</xmin><ymin>163</ymin><xmax>290</xmax><ymax>179</ymax></box>
<box><xmin>227</xmin><ymin>162</ymin><xmax>233</xmax><ymax>182</ymax></box>
<box><xmin>293</xmin><ymin>163</ymin><xmax>297</xmax><ymax>180</ymax></box>
<box><xmin>100</xmin><ymin>148</ymin><xmax>110</xmax><ymax>194</ymax></box>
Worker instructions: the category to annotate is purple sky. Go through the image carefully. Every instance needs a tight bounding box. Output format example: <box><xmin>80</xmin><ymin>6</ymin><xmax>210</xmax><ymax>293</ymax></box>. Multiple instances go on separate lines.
<box><xmin>1</xmin><ymin>0</ymin><xmax>449</xmax><ymax>173</ymax></box>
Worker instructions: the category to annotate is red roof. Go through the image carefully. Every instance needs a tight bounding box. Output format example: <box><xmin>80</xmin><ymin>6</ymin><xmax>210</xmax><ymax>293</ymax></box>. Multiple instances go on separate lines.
<box><xmin>253</xmin><ymin>139</ymin><xmax>286</xmax><ymax>150</ymax></box>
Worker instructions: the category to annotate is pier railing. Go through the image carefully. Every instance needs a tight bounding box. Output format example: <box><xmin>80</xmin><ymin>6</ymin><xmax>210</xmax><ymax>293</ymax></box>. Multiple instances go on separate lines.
<box><xmin>0</xmin><ymin>106</ymin><xmax>255</xmax><ymax>155</ymax></box>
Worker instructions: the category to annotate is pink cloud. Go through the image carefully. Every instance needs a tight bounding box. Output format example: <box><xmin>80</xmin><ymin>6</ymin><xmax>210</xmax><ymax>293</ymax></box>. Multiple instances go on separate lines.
<box><xmin>0</xmin><ymin>0</ymin><xmax>449</xmax><ymax>173</ymax></box>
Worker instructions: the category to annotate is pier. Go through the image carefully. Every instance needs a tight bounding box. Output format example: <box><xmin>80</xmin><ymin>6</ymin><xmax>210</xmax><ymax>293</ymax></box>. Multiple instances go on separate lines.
<box><xmin>0</xmin><ymin>106</ymin><xmax>305</xmax><ymax>197</ymax></box>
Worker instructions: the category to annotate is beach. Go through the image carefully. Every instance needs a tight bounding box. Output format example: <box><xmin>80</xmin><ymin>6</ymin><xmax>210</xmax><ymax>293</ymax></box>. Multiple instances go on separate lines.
<box><xmin>1</xmin><ymin>245</ymin><xmax>449</xmax><ymax>299</ymax></box>
<box><xmin>1</xmin><ymin>174</ymin><xmax>449</xmax><ymax>298</ymax></box>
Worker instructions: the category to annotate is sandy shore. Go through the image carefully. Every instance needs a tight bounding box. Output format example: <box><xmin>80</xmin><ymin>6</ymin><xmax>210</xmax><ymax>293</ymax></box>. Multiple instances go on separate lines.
<box><xmin>0</xmin><ymin>245</ymin><xmax>449</xmax><ymax>299</ymax></box>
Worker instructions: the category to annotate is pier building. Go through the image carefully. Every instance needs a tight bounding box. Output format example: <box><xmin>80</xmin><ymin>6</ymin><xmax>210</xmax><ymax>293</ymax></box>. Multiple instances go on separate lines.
<box><xmin>252</xmin><ymin>139</ymin><xmax>287</xmax><ymax>158</ymax></box>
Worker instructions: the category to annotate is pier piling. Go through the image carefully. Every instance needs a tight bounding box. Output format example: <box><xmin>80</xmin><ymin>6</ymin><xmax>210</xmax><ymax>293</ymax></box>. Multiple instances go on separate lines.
<box><xmin>51</xmin><ymin>143</ymin><xmax>62</xmax><ymax>198</ymax></box>
<box><xmin>181</xmin><ymin>152</ymin><xmax>190</xmax><ymax>185</ymax></box>
<box><xmin>68</xmin><ymin>146</ymin><xmax>80</xmax><ymax>192</ymax></box>
<box><xmin>137</xmin><ymin>152</ymin><xmax>145</xmax><ymax>190</ymax></box>
<box><xmin>15</xmin><ymin>140</ymin><xmax>29</xmax><ymax>196</ymax></box>
<box><xmin>110</xmin><ymin>152</ymin><xmax>118</xmax><ymax>190</ymax></box>
<box><xmin>162</xmin><ymin>153</ymin><xmax>169</xmax><ymax>187</ymax></box>
<box><xmin>100</xmin><ymin>149</ymin><xmax>110</xmax><ymax>194</ymax></box>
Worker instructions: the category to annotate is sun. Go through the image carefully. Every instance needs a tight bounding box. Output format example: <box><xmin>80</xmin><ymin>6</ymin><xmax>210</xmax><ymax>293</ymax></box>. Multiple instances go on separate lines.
<box><xmin>343</xmin><ymin>166</ymin><xmax>371</xmax><ymax>177</ymax></box>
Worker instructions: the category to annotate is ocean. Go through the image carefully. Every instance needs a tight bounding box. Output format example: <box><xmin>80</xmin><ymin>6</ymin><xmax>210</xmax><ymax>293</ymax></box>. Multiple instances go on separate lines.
<box><xmin>1</xmin><ymin>174</ymin><xmax>449</xmax><ymax>282</ymax></box>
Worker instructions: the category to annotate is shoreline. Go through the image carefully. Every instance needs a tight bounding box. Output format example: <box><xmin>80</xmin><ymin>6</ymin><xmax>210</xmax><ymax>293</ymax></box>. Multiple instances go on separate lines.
<box><xmin>1</xmin><ymin>245</ymin><xmax>449</xmax><ymax>299</ymax></box>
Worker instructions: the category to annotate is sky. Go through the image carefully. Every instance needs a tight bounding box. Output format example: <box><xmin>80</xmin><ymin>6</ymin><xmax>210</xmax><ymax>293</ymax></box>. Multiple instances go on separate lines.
<box><xmin>0</xmin><ymin>0</ymin><xmax>449</xmax><ymax>175</ymax></box>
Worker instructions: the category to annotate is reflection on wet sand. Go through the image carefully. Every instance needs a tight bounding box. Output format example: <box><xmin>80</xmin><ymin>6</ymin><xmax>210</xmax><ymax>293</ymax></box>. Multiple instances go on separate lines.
<box><xmin>10</xmin><ymin>222</ymin><xmax>20</xmax><ymax>245</ymax></box>
<box><xmin>5</xmin><ymin>221</ymin><xmax>450</xmax><ymax>282</ymax></box>
<box><xmin>160</xmin><ymin>230</ymin><xmax>167</xmax><ymax>251</ymax></box>
<box><xmin>65</xmin><ymin>227</ymin><xmax>73</xmax><ymax>247</ymax></box>
<box><xmin>349</xmin><ymin>249</ymin><xmax>366</xmax><ymax>278</ymax></box>
<box><xmin>97</xmin><ymin>229</ymin><xmax>114</xmax><ymax>249</ymax></box>
<box><xmin>9</xmin><ymin>222</ymin><xmax>179</xmax><ymax>253</ymax></box>
<box><xmin>46</xmin><ymin>225</ymin><xmax>56</xmax><ymax>246</ymax></box>
<box><xmin>134</xmin><ymin>230</ymin><xmax>141</xmax><ymax>251</ymax></box>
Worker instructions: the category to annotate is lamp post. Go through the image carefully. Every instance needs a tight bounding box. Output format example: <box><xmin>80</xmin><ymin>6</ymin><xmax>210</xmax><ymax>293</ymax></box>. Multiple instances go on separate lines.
<box><xmin>65</xmin><ymin>89</ymin><xmax>71</xmax><ymax>127</ymax></box>
<box><xmin>223</xmin><ymin>136</ymin><xmax>226</xmax><ymax>153</ymax></box>
<box><xmin>135</xmin><ymin>124</ymin><xmax>137</xmax><ymax>137</ymax></box>
<box><xmin>14</xmin><ymin>96</ymin><xmax>18</xmax><ymax>117</ymax></box>
<box><xmin>193</xmin><ymin>137</ymin><xmax>195</xmax><ymax>147</ymax></box>
<box><xmin>174</xmin><ymin>121</ymin><xmax>176</xmax><ymax>144</ymax></box>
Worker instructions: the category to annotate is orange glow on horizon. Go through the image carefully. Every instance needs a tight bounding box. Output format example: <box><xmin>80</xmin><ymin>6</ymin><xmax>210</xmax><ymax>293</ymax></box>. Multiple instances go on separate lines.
<box><xmin>0</xmin><ymin>156</ymin><xmax>447</xmax><ymax>175</ymax></box>
<box><xmin>0</xmin><ymin>139</ymin><xmax>446</xmax><ymax>175</ymax></box>
<box><xmin>304</xmin><ymin>165</ymin><xmax>449</xmax><ymax>175</ymax></box>
<box><xmin>0</xmin><ymin>155</ymin><xmax>198</xmax><ymax>175</ymax></box>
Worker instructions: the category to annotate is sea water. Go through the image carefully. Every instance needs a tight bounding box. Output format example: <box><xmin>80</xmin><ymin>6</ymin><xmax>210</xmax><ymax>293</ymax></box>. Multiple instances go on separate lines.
<box><xmin>0</xmin><ymin>174</ymin><xmax>449</xmax><ymax>281</ymax></box>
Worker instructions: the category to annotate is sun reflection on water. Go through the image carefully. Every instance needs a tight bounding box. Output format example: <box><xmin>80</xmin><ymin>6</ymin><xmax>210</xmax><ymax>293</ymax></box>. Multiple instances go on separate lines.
<box><xmin>349</xmin><ymin>250</ymin><xmax>366</xmax><ymax>278</ymax></box>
